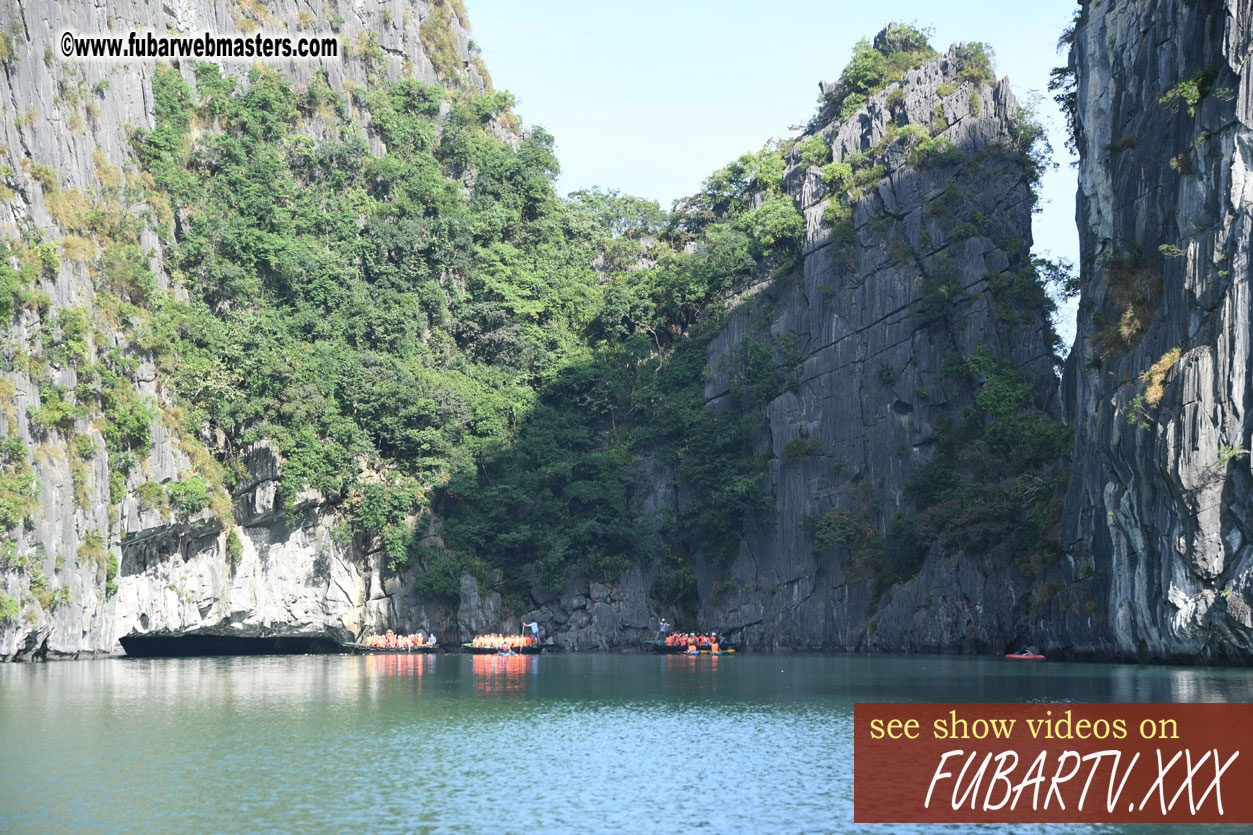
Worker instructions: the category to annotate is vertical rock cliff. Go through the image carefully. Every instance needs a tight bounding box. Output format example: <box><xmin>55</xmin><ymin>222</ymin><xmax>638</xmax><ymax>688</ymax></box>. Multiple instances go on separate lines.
<box><xmin>1059</xmin><ymin>0</ymin><xmax>1253</xmax><ymax>661</ymax></box>
<box><xmin>664</xmin><ymin>32</ymin><xmax>1068</xmax><ymax>652</ymax></box>
<box><xmin>0</xmin><ymin>0</ymin><xmax>488</xmax><ymax>659</ymax></box>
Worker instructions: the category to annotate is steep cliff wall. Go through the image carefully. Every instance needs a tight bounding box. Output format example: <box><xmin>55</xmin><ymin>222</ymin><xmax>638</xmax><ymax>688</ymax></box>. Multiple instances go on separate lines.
<box><xmin>1059</xmin><ymin>0</ymin><xmax>1253</xmax><ymax>662</ymax></box>
<box><xmin>0</xmin><ymin>0</ymin><xmax>486</xmax><ymax>659</ymax></box>
<box><xmin>659</xmin><ymin>36</ymin><xmax>1068</xmax><ymax>652</ymax></box>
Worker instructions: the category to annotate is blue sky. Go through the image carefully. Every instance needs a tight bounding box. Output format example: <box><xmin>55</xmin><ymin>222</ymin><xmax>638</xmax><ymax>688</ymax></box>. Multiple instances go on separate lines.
<box><xmin>467</xmin><ymin>0</ymin><xmax>1081</xmax><ymax>345</ymax></box>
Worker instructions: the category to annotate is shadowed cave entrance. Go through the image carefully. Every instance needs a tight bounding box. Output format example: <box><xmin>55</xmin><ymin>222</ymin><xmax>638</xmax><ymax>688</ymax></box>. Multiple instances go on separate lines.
<box><xmin>119</xmin><ymin>634</ymin><xmax>344</xmax><ymax>657</ymax></box>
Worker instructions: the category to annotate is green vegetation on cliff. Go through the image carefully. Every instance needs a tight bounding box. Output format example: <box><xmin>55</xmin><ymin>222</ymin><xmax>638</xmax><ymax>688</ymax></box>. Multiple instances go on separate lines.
<box><xmin>123</xmin><ymin>56</ymin><xmax>802</xmax><ymax>601</ymax></box>
<box><xmin>814</xmin><ymin>24</ymin><xmax>939</xmax><ymax>123</ymax></box>
<box><xmin>5</xmin><ymin>17</ymin><xmax>1064</xmax><ymax>614</ymax></box>
<box><xmin>132</xmin><ymin>62</ymin><xmax>603</xmax><ymax>567</ymax></box>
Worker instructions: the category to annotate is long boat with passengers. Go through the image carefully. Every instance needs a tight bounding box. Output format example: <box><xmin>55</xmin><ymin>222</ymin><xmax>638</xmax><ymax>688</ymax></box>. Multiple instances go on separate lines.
<box><xmin>343</xmin><ymin>642</ymin><xmax>442</xmax><ymax>654</ymax></box>
<box><xmin>644</xmin><ymin>633</ymin><xmax>734</xmax><ymax>654</ymax></box>
<box><xmin>463</xmin><ymin>634</ymin><xmax>545</xmax><ymax>655</ymax></box>
<box><xmin>343</xmin><ymin>631</ymin><xmax>442</xmax><ymax>653</ymax></box>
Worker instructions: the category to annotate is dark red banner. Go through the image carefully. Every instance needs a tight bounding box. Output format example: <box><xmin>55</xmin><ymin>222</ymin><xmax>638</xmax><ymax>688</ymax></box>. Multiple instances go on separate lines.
<box><xmin>855</xmin><ymin>703</ymin><xmax>1253</xmax><ymax>823</ymax></box>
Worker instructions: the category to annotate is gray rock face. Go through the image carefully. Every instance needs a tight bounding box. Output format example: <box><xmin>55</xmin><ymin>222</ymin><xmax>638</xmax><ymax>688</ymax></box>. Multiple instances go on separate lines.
<box><xmin>0</xmin><ymin>0</ymin><xmax>482</xmax><ymax>660</ymax></box>
<box><xmin>1059</xmin><ymin>0</ymin><xmax>1253</xmax><ymax>662</ymax></box>
<box><xmin>437</xmin><ymin>566</ymin><xmax>655</xmax><ymax>652</ymax></box>
<box><xmin>642</xmin><ymin>46</ymin><xmax>1061</xmax><ymax>652</ymax></box>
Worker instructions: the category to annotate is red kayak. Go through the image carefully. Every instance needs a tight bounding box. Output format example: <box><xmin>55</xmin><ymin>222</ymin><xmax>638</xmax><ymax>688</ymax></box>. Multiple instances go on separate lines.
<box><xmin>1004</xmin><ymin>653</ymin><xmax>1046</xmax><ymax>661</ymax></box>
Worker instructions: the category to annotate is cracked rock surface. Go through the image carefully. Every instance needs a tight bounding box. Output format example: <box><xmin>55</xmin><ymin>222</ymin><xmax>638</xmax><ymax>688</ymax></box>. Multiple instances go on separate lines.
<box><xmin>1058</xmin><ymin>0</ymin><xmax>1253</xmax><ymax>662</ymax></box>
<box><xmin>640</xmin><ymin>45</ymin><xmax>1059</xmax><ymax>653</ymax></box>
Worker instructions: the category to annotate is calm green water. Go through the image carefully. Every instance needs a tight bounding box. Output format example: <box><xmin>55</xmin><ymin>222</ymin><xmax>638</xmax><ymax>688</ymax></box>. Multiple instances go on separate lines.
<box><xmin>2</xmin><ymin>653</ymin><xmax>1252</xmax><ymax>833</ymax></box>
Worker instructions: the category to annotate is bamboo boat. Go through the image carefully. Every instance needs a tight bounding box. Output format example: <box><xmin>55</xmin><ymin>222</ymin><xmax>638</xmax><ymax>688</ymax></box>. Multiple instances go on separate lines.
<box><xmin>644</xmin><ymin>640</ymin><xmax>735</xmax><ymax>654</ymax></box>
<box><xmin>343</xmin><ymin>642</ymin><xmax>441</xmax><ymax>654</ymax></box>
<box><xmin>462</xmin><ymin>643</ymin><xmax>544</xmax><ymax>655</ymax></box>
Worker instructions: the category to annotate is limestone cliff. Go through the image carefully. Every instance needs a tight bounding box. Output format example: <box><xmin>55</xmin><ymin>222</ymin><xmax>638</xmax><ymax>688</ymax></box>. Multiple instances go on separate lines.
<box><xmin>644</xmin><ymin>36</ymin><xmax>1067</xmax><ymax>652</ymax></box>
<box><xmin>1057</xmin><ymin>0</ymin><xmax>1253</xmax><ymax>662</ymax></box>
<box><xmin>0</xmin><ymin>0</ymin><xmax>487</xmax><ymax>659</ymax></box>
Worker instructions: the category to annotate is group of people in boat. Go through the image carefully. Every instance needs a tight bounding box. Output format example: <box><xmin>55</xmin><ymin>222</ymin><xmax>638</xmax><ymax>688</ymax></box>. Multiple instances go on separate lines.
<box><xmin>363</xmin><ymin>630</ymin><xmax>438</xmax><ymax>648</ymax></box>
<box><xmin>664</xmin><ymin>632</ymin><xmax>724</xmax><ymax>652</ymax></box>
<box><xmin>471</xmin><ymin>634</ymin><xmax>540</xmax><ymax>650</ymax></box>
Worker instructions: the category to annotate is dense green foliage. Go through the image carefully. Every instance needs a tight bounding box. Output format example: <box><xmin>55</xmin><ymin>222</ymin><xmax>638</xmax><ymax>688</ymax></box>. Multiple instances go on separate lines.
<box><xmin>446</xmin><ymin>149</ymin><xmax>801</xmax><ymax>596</ymax></box>
<box><xmin>794</xmin><ymin>136</ymin><xmax>832</xmax><ymax>169</ymax></box>
<box><xmin>132</xmin><ymin>63</ymin><xmax>595</xmax><ymax>557</ymax></box>
<box><xmin>225</xmin><ymin>528</ymin><xmax>243</xmax><ymax>566</ymax></box>
<box><xmin>167</xmin><ymin>476</ymin><xmax>212</xmax><ymax>519</ymax></box>
<box><xmin>0</xmin><ymin>589</ymin><xmax>17</xmax><ymax>623</ymax></box>
<box><xmin>802</xmin><ymin>507</ymin><xmax>861</xmax><ymax>552</ymax></box>
<box><xmin>953</xmin><ymin>43</ymin><xmax>995</xmax><ymax>85</ymax></box>
<box><xmin>122</xmin><ymin>59</ymin><xmax>803</xmax><ymax>602</ymax></box>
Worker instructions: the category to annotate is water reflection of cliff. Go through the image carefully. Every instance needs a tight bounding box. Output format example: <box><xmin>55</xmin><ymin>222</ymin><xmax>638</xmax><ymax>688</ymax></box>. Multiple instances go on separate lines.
<box><xmin>473</xmin><ymin>654</ymin><xmax>538</xmax><ymax>698</ymax></box>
